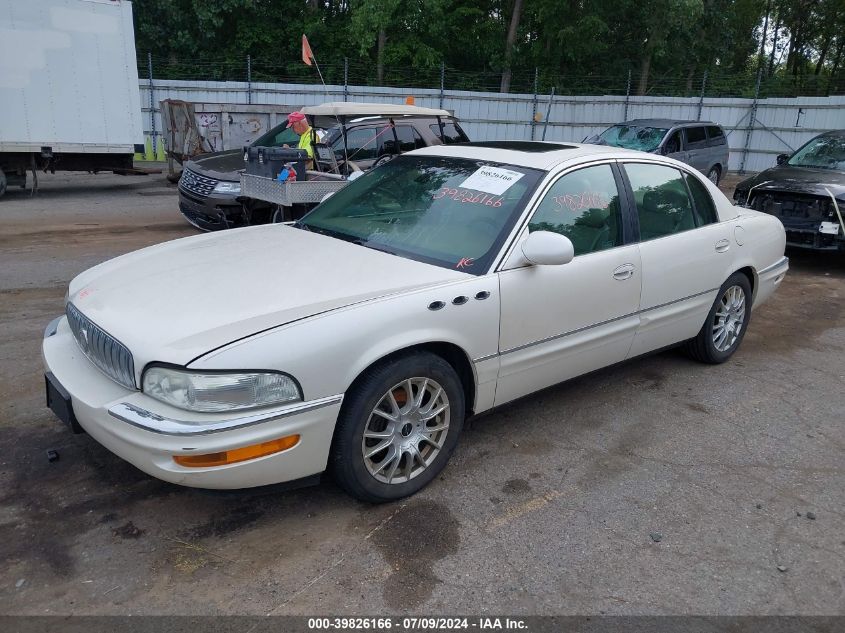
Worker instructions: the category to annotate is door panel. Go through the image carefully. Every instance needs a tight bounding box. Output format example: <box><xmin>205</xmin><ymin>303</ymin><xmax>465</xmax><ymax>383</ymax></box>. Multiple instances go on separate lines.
<box><xmin>497</xmin><ymin>245</ymin><xmax>642</xmax><ymax>406</ymax></box>
<box><xmin>664</xmin><ymin>130</ymin><xmax>687</xmax><ymax>165</ymax></box>
<box><xmin>496</xmin><ymin>162</ymin><xmax>643</xmax><ymax>406</ymax></box>
<box><xmin>683</xmin><ymin>127</ymin><xmax>710</xmax><ymax>172</ymax></box>
<box><xmin>624</xmin><ymin>161</ymin><xmax>734</xmax><ymax>357</ymax></box>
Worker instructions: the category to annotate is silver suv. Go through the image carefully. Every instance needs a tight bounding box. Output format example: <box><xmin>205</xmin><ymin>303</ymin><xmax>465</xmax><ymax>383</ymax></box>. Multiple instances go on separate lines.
<box><xmin>589</xmin><ymin>119</ymin><xmax>729</xmax><ymax>185</ymax></box>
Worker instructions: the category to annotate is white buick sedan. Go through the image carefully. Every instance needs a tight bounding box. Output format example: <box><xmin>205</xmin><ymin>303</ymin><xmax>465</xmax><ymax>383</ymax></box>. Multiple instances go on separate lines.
<box><xmin>43</xmin><ymin>141</ymin><xmax>788</xmax><ymax>502</ymax></box>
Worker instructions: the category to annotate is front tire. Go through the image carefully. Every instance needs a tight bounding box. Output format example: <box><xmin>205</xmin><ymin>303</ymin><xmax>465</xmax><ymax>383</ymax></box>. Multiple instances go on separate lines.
<box><xmin>330</xmin><ymin>351</ymin><xmax>465</xmax><ymax>503</ymax></box>
<box><xmin>684</xmin><ymin>272</ymin><xmax>751</xmax><ymax>364</ymax></box>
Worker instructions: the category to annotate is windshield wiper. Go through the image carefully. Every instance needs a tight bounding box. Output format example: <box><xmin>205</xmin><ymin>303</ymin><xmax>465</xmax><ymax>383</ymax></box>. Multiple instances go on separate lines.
<box><xmin>791</xmin><ymin>163</ymin><xmax>838</xmax><ymax>170</ymax></box>
<box><xmin>353</xmin><ymin>239</ymin><xmax>397</xmax><ymax>256</ymax></box>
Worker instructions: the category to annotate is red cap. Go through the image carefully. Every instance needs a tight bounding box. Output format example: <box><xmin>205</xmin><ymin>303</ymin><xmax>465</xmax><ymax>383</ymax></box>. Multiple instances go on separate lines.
<box><xmin>286</xmin><ymin>112</ymin><xmax>306</xmax><ymax>128</ymax></box>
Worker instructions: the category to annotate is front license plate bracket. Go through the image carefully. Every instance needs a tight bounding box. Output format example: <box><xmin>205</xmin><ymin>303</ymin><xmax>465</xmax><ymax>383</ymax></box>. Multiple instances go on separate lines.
<box><xmin>45</xmin><ymin>372</ymin><xmax>85</xmax><ymax>434</ymax></box>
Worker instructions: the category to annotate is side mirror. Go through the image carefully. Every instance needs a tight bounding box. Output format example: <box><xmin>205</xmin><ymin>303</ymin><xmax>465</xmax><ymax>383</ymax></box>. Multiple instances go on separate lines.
<box><xmin>776</xmin><ymin>153</ymin><xmax>789</xmax><ymax>165</ymax></box>
<box><xmin>521</xmin><ymin>231</ymin><xmax>575</xmax><ymax>266</ymax></box>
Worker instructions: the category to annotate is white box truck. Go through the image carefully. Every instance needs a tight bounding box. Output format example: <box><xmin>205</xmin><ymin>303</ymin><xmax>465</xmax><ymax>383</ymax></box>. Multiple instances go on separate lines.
<box><xmin>0</xmin><ymin>0</ymin><xmax>144</xmax><ymax>197</ymax></box>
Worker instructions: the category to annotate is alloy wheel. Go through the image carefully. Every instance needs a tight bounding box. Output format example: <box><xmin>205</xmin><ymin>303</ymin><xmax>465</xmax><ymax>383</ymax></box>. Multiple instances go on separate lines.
<box><xmin>712</xmin><ymin>285</ymin><xmax>746</xmax><ymax>352</ymax></box>
<box><xmin>361</xmin><ymin>377</ymin><xmax>450</xmax><ymax>485</ymax></box>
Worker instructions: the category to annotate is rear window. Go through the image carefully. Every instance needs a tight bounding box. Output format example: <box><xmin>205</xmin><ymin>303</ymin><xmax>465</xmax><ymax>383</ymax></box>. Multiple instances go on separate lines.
<box><xmin>685</xmin><ymin>126</ymin><xmax>707</xmax><ymax>144</ymax></box>
<box><xmin>706</xmin><ymin>126</ymin><xmax>726</xmax><ymax>145</ymax></box>
<box><xmin>431</xmin><ymin>122</ymin><xmax>469</xmax><ymax>144</ymax></box>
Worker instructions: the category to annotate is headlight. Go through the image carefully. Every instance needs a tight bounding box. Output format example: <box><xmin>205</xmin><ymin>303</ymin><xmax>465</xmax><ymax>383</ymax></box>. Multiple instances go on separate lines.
<box><xmin>213</xmin><ymin>181</ymin><xmax>241</xmax><ymax>194</ymax></box>
<box><xmin>142</xmin><ymin>366</ymin><xmax>301</xmax><ymax>413</ymax></box>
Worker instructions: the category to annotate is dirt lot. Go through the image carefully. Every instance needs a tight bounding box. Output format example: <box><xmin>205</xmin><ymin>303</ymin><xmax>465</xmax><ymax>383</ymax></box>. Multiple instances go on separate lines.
<box><xmin>0</xmin><ymin>170</ymin><xmax>843</xmax><ymax>616</ymax></box>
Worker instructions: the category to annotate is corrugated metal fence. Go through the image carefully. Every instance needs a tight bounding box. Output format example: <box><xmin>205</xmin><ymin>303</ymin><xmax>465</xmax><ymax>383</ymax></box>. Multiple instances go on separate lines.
<box><xmin>139</xmin><ymin>79</ymin><xmax>845</xmax><ymax>173</ymax></box>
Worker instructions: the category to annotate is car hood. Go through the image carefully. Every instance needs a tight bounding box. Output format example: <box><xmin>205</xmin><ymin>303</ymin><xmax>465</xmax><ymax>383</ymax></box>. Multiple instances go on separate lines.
<box><xmin>67</xmin><ymin>225</ymin><xmax>468</xmax><ymax>369</ymax></box>
<box><xmin>736</xmin><ymin>165</ymin><xmax>845</xmax><ymax>199</ymax></box>
<box><xmin>187</xmin><ymin>150</ymin><xmax>244</xmax><ymax>181</ymax></box>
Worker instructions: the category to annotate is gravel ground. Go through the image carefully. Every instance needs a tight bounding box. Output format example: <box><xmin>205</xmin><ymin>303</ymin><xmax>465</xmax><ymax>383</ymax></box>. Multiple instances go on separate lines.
<box><xmin>0</xmin><ymin>169</ymin><xmax>843</xmax><ymax>616</ymax></box>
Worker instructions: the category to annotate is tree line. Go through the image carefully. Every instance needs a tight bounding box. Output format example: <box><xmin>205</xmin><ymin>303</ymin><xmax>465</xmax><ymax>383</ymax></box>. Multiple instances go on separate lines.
<box><xmin>134</xmin><ymin>0</ymin><xmax>845</xmax><ymax>95</ymax></box>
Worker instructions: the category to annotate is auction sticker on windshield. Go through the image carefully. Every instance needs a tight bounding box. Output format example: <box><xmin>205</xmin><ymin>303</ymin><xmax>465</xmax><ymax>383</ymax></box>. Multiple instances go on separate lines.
<box><xmin>460</xmin><ymin>166</ymin><xmax>525</xmax><ymax>195</ymax></box>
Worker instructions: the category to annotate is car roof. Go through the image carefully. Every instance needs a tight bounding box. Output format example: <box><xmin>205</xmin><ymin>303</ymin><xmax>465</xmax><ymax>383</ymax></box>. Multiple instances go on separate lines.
<box><xmin>622</xmin><ymin>119</ymin><xmax>720</xmax><ymax>128</ymax></box>
<box><xmin>409</xmin><ymin>141</ymin><xmax>650</xmax><ymax>170</ymax></box>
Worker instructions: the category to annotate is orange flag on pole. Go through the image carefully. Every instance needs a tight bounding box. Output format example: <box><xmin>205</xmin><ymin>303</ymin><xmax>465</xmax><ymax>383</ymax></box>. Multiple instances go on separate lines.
<box><xmin>302</xmin><ymin>34</ymin><xmax>314</xmax><ymax>66</ymax></box>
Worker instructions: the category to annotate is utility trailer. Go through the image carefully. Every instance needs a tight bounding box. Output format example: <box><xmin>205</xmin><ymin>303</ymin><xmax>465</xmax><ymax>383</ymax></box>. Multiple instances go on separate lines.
<box><xmin>0</xmin><ymin>0</ymin><xmax>144</xmax><ymax>197</ymax></box>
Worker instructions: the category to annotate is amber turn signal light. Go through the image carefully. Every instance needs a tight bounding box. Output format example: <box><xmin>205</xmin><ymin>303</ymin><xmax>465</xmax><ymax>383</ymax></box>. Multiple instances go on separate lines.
<box><xmin>173</xmin><ymin>434</ymin><xmax>300</xmax><ymax>468</ymax></box>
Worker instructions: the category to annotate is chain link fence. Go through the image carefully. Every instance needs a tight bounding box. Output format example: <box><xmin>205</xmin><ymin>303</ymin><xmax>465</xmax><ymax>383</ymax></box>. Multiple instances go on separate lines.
<box><xmin>140</xmin><ymin>54</ymin><xmax>845</xmax><ymax>100</ymax></box>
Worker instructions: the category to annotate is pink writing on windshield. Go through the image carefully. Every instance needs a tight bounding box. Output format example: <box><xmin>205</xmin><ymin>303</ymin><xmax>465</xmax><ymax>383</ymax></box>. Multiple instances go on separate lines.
<box><xmin>456</xmin><ymin>257</ymin><xmax>475</xmax><ymax>269</ymax></box>
<box><xmin>433</xmin><ymin>188</ymin><xmax>503</xmax><ymax>207</ymax></box>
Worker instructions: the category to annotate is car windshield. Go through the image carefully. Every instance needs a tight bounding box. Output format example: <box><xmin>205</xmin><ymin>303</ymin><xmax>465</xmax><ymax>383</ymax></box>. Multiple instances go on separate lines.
<box><xmin>297</xmin><ymin>155</ymin><xmax>544</xmax><ymax>273</ymax></box>
<box><xmin>787</xmin><ymin>135</ymin><xmax>845</xmax><ymax>170</ymax></box>
<box><xmin>599</xmin><ymin>125</ymin><xmax>668</xmax><ymax>152</ymax></box>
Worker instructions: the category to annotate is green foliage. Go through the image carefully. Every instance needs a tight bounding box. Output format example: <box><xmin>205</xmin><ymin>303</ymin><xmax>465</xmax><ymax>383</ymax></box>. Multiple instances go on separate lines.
<box><xmin>132</xmin><ymin>0</ymin><xmax>845</xmax><ymax>95</ymax></box>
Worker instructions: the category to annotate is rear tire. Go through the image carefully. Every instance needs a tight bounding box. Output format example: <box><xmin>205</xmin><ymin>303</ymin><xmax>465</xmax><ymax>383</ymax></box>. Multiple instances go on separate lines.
<box><xmin>707</xmin><ymin>166</ymin><xmax>721</xmax><ymax>185</ymax></box>
<box><xmin>0</xmin><ymin>168</ymin><xmax>7</xmax><ymax>198</ymax></box>
<box><xmin>684</xmin><ymin>272</ymin><xmax>751</xmax><ymax>364</ymax></box>
<box><xmin>330</xmin><ymin>351</ymin><xmax>465</xmax><ymax>503</ymax></box>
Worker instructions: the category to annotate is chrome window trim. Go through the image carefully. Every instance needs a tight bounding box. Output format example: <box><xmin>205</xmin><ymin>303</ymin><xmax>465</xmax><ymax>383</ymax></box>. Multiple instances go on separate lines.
<box><xmin>108</xmin><ymin>394</ymin><xmax>344</xmax><ymax>436</ymax></box>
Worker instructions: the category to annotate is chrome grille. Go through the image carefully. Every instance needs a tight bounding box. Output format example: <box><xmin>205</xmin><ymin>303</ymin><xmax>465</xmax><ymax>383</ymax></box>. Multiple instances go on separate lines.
<box><xmin>66</xmin><ymin>303</ymin><xmax>136</xmax><ymax>390</ymax></box>
<box><xmin>179</xmin><ymin>168</ymin><xmax>218</xmax><ymax>198</ymax></box>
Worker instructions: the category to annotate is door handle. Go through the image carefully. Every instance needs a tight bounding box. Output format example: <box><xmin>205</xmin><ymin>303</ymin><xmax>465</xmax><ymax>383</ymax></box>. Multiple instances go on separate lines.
<box><xmin>715</xmin><ymin>239</ymin><xmax>730</xmax><ymax>253</ymax></box>
<box><xmin>613</xmin><ymin>263</ymin><xmax>635</xmax><ymax>280</ymax></box>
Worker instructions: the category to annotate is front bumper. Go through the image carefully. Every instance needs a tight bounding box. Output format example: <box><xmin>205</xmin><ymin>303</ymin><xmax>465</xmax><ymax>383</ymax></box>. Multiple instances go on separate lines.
<box><xmin>782</xmin><ymin>226</ymin><xmax>845</xmax><ymax>251</ymax></box>
<box><xmin>178</xmin><ymin>188</ymin><xmax>245</xmax><ymax>232</ymax></box>
<box><xmin>42</xmin><ymin>317</ymin><xmax>343</xmax><ymax>489</ymax></box>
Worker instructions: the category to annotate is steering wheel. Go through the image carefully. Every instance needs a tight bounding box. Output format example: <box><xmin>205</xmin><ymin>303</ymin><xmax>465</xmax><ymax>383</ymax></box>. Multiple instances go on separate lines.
<box><xmin>371</xmin><ymin>154</ymin><xmax>396</xmax><ymax>169</ymax></box>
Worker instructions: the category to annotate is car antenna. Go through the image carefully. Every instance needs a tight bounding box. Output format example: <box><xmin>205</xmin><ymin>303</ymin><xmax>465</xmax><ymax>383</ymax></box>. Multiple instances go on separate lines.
<box><xmin>302</xmin><ymin>34</ymin><xmax>347</xmax><ymax>170</ymax></box>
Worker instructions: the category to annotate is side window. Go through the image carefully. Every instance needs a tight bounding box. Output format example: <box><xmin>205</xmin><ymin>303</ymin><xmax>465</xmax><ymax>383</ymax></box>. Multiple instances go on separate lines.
<box><xmin>528</xmin><ymin>164</ymin><xmax>623</xmax><ymax>257</ymax></box>
<box><xmin>430</xmin><ymin>122</ymin><xmax>469</xmax><ymax>144</ymax></box>
<box><xmin>625</xmin><ymin>163</ymin><xmax>696</xmax><ymax>241</ymax></box>
<box><xmin>684</xmin><ymin>172</ymin><xmax>719</xmax><ymax>225</ymax></box>
<box><xmin>336</xmin><ymin>127</ymin><xmax>378</xmax><ymax>161</ymax></box>
<box><xmin>685</xmin><ymin>126</ymin><xmax>707</xmax><ymax>145</ymax></box>
<box><xmin>664</xmin><ymin>130</ymin><xmax>682</xmax><ymax>154</ymax></box>
<box><xmin>394</xmin><ymin>125</ymin><xmax>426</xmax><ymax>152</ymax></box>
<box><xmin>706</xmin><ymin>125</ymin><xmax>726</xmax><ymax>145</ymax></box>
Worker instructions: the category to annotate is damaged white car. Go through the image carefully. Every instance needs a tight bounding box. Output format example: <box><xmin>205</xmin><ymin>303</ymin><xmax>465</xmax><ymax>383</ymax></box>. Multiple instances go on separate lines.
<box><xmin>43</xmin><ymin>141</ymin><xmax>788</xmax><ymax>502</ymax></box>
